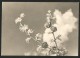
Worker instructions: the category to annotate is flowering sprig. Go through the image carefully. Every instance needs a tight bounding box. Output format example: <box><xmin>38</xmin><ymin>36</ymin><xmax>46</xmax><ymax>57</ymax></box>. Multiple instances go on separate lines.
<box><xmin>15</xmin><ymin>12</ymin><xmax>67</xmax><ymax>56</ymax></box>
<box><xmin>14</xmin><ymin>9</ymin><xmax>76</xmax><ymax>56</ymax></box>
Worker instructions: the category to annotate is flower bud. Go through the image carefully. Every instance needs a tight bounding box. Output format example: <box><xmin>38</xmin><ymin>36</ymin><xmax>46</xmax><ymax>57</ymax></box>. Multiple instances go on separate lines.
<box><xmin>42</xmin><ymin>42</ymin><xmax>48</xmax><ymax>48</ymax></box>
<box><xmin>44</xmin><ymin>22</ymin><xmax>51</xmax><ymax>28</ymax></box>
<box><xmin>50</xmin><ymin>26</ymin><xmax>57</xmax><ymax>32</ymax></box>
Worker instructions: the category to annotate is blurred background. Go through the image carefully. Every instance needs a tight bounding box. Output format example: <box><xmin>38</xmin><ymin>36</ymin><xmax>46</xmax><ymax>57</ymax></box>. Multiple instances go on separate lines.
<box><xmin>1</xmin><ymin>2</ymin><xmax>79</xmax><ymax>56</ymax></box>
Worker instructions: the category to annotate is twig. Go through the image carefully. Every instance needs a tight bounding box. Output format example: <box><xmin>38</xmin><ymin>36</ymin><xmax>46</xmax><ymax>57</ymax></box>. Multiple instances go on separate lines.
<box><xmin>52</xmin><ymin>31</ymin><xmax>59</xmax><ymax>55</ymax></box>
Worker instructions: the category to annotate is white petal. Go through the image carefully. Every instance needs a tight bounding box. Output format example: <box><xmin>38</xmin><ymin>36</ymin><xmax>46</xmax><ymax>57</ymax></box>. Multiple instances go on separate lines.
<box><xmin>50</xmin><ymin>54</ymin><xmax>57</xmax><ymax>56</ymax></box>
<box><xmin>25</xmin><ymin>37</ymin><xmax>31</xmax><ymax>43</ymax></box>
<box><xmin>20</xmin><ymin>13</ymin><xmax>25</xmax><ymax>18</ymax></box>
<box><xmin>48</xmin><ymin>10</ymin><xmax>51</xmax><ymax>13</ymax></box>
<box><xmin>28</xmin><ymin>29</ymin><xmax>33</xmax><ymax>34</ymax></box>
<box><xmin>24</xmin><ymin>52</ymin><xmax>31</xmax><ymax>56</ymax></box>
<box><xmin>37</xmin><ymin>45</ymin><xmax>42</xmax><ymax>52</ymax></box>
<box><xmin>19</xmin><ymin>24</ymin><xmax>28</xmax><ymax>32</ymax></box>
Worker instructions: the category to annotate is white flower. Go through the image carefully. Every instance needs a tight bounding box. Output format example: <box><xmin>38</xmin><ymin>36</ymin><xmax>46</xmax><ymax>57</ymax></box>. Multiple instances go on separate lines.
<box><xmin>46</xmin><ymin>13</ymin><xmax>51</xmax><ymax>17</ymax></box>
<box><xmin>24</xmin><ymin>52</ymin><xmax>31</xmax><ymax>56</ymax></box>
<box><xmin>20</xmin><ymin>13</ymin><xmax>25</xmax><ymax>18</ymax></box>
<box><xmin>37</xmin><ymin>45</ymin><xmax>42</xmax><ymax>52</ymax></box>
<box><xmin>44</xmin><ymin>28</ymin><xmax>52</xmax><ymax>33</ymax></box>
<box><xmin>35</xmin><ymin>33</ymin><xmax>42</xmax><ymax>41</ymax></box>
<box><xmin>46</xmin><ymin>17</ymin><xmax>50</xmax><ymax>22</ymax></box>
<box><xmin>46</xmin><ymin>13</ymin><xmax>52</xmax><ymax>18</ymax></box>
<box><xmin>46</xmin><ymin>17</ymin><xmax>50</xmax><ymax>20</ymax></box>
<box><xmin>19</xmin><ymin>24</ymin><xmax>28</xmax><ymax>32</ymax></box>
<box><xmin>48</xmin><ymin>10</ymin><xmax>51</xmax><ymax>13</ymax></box>
<box><xmin>25</xmin><ymin>37</ymin><xmax>31</xmax><ymax>43</ymax></box>
<box><xmin>50</xmin><ymin>54</ymin><xmax>57</xmax><ymax>56</ymax></box>
<box><xmin>27</xmin><ymin>29</ymin><xmax>33</xmax><ymax>35</ymax></box>
<box><xmin>15</xmin><ymin>17</ymin><xmax>22</xmax><ymax>24</ymax></box>
<box><xmin>41</xmin><ymin>48</ymin><xmax>50</xmax><ymax>56</ymax></box>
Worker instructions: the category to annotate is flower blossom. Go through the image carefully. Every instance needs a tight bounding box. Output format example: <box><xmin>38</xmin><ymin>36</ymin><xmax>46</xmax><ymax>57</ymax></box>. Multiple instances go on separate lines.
<box><xmin>48</xmin><ymin>10</ymin><xmax>51</xmax><ymax>13</ymax></box>
<box><xmin>15</xmin><ymin>17</ymin><xmax>22</xmax><ymax>24</ymax></box>
<box><xmin>25</xmin><ymin>37</ymin><xmax>31</xmax><ymax>43</ymax></box>
<box><xmin>20</xmin><ymin>13</ymin><xmax>25</xmax><ymax>18</ymax></box>
<box><xmin>41</xmin><ymin>48</ymin><xmax>50</xmax><ymax>56</ymax></box>
<box><xmin>35</xmin><ymin>33</ymin><xmax>42</xmax><ymax>41</ymax></box>
<box><xmin>24</xmin><ymin>52</ymin><xmax>31</xmax><ymax>56</ymax></box>
<box><xmin>19</xmin><ymin>24</ymin><xmax>28</xmax><ymax>32</ymax></box>
<box><xmin>50</xmin><ymin>54</ymin><xmax>57</xmax><ymax>56</ymax></box>
<box><xmin>37</xmin><ymin>45</ymin><xmax>42</xmax><ymax>52</ymax></box>
<box><xmin>27</xmin><ymin>29</ymin><xmax>33</xmax><ymax>35</ymax></box>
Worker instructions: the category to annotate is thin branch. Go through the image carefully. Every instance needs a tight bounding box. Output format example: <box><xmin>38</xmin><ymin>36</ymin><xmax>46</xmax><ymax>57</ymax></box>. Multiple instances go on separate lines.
<box><xmin>52</xmin><ymin>32</ymin><xmax>58</xmax><ymax>54</ymax></box>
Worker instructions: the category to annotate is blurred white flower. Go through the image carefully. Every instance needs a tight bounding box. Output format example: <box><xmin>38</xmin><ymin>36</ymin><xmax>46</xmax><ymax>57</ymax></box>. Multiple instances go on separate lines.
<box><xmin>27</xmin><ymin>29</ymin><xmax>33</xmax><ymax>35</ymax></box>
<box><xmin>50</xmin><ymin>54</ymin><xmax>57</xmax><ymax>56</ymax></box>
<box><xmin>19</xmin><ymin>24</ymin><xmax>28</xmax><ymax>32</ymax></box>
<box><xmin>44</xmin><ymin>28</ymin><xmax>52</xmax><ymax>33</ymax></box>
<box><xmin>48</xmin><ymin>10</ymin><xmax>51</xmax><ymax>13</ymax></box>
<box><xmin>46</xmin><ymin>13</ymin><xmax>51</xmax><ymax>17</ymax></box>
<box><xmin>20</xmin><ymin>13</ymin><xmax>25</xmax><ymax>18</ymax></box>
<box><xmin>25</xmin><ymin>37</ymin><xmax>31</xmax><ymax>43</ymax></box>
<box><xmin>35</xmin><ymin>33</ymin><xmax>42</xmax><ymax>41</ymax></box>
<box><xmin>46</xmin><ymin>17</ymin><xmax>50</xmax><ymax>22</ymax></box>
<box><xmin>53</xmin><ymin>9</ymin><xmax>77</xmax><ymax>43</ymax></box>
<box><xmin>41</xmin><ymin>48</ymin><xmax>50</xmax><ymax>56</ymax></box>
<box><xmin>24</xmin><ymin>52</ymin><xmax>31</xmax><ymax>56</ymax></box>
<box><xmin>15</xmin><ymin>17</ymin><xmax>22</xmax><ymax>24</ymax></box>
<box><xmin>37</xmin><ymin>45</ymin><xmax>42</xmax><ymax>52</ymax></box>
<box><xmin>44</xmin><ymin>22</ymin><xmax>51</xmax><ymax>28</ymax></box>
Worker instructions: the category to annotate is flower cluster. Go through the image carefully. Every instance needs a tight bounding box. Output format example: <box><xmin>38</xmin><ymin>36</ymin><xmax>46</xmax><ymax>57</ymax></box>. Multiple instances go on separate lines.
<box><xmin>14</xmin><ymin>9</ymin><xmax>78</xmax><ymax>56</ymax></box>
<box><xmin>15</xmin><ymin>13</ymin><xmax>34</xmax><ymax>44</ymax></box>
